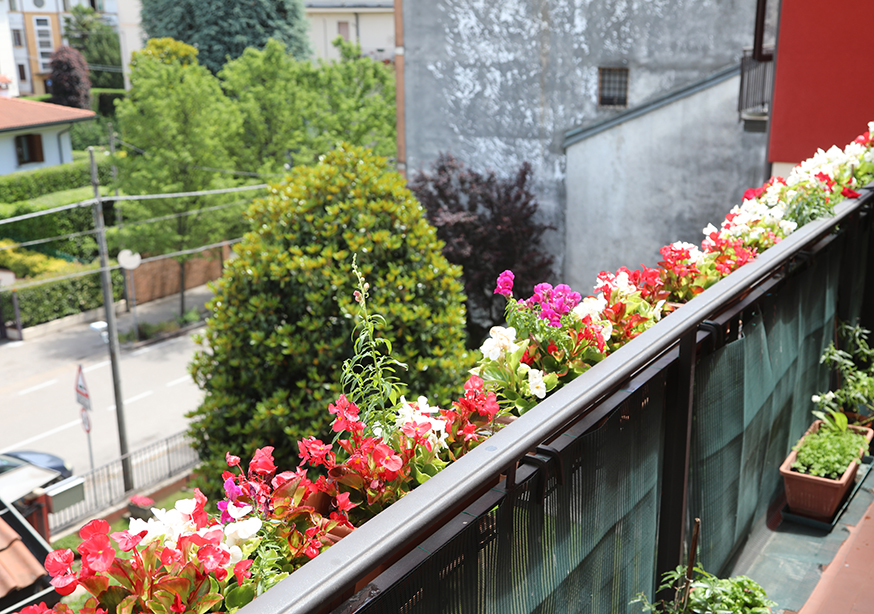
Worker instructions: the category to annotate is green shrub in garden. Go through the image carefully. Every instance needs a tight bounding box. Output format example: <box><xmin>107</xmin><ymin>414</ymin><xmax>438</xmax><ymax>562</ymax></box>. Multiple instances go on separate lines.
<box><xmin>0</xmin><ymin>156</ymin><xmax>111</xmax><ymax>204</ymax></box>
<box><xmin>188</xmin><ymin>144</ymin><xmax>473</xmax><ymax>496</ymax></box>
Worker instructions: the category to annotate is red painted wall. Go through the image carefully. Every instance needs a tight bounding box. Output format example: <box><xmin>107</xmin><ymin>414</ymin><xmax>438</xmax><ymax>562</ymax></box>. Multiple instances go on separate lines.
<box><xmin>769</xmin><ymin>0</ymin><xmax>874</xmax><ymax>163</ymax></box>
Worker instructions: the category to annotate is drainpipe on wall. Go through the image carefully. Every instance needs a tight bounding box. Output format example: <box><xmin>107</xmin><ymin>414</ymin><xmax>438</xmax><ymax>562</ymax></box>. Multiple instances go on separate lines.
<box><xmin>355</xmin><ymin>12</ymin><xmax>360</xmax><ymax>45</ymax></box>
<box><xmin>57</xmin><ymin>124</ymin><xmax>71</xmax><ymax>164</ymax></box>
<box><xmin>394</xmin><ymin>0</ymin><xmax>405</xmax><ymax>177</ymax></box>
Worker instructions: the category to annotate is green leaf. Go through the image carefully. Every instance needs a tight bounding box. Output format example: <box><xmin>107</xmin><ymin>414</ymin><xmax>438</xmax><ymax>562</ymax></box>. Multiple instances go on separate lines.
<box><xmin>224</xmin><ymin>584</ymin><xmax>257</xmax><ymax>611</ymax></box>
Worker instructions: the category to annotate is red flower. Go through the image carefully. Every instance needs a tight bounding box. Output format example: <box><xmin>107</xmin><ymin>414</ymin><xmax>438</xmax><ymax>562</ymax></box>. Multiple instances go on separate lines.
<box><xmin>45</xmin><ymin>549</ymin><xmax>74</xmax><ymax>576</ymax></box>
<box><xmin>78</xmin><ymin>534</ymin><xmax>115</xmax><ymax>572</ymax></box>
<box><xmin>49</xmin><ymin>573</ymin><xmax>79</xmax><ymax>596</ymax></box>
<box><xmin>842</xmin><ymin>186</ymin><xmax>861</xmax><ymax>199</ymax></box>
<box><xmin>335</xmin><ymin>492</ymin><xmax>357</xmax><ymax>512</ymax></box>
<box><xmin>160</xmin><ymin>547</ymin><xmax>183</xmax><ymax>567</ymax></box>
<box><xmin>234</xmin><ymin>559</ymin><xmax>254</xmax><ymax>586</ymax></box>
<box><xmin>19</xmin><ymin>603</ymin><xmax>52</xmax><ymax>614</ymax></box>
<box><xmin>79</xmin><ymin>519</ymin><xmax>110</xmax><ymax>541</ymax></box>
<box><xmin>373</xmin><ymin>443</ymin><xmax>403</xmax><ymax>473</ymax></box>
<box><xmin>191</xmin><ymin>488</ymin><xmax>209</xmax><ymax>529</ymax></box>
<box><xmin>170</xmin><ymin>593</ymin><xmax>185</xmax><ymax>614</ymax></box>
<box><xmin>226</xmin><ymin>452</ymin><xmax>241</xmax><ymax>467</ymax></box>
<box><xmin>197</xmin><ymin>544</ymin><xmax>230</xmax><ymax>573</ymax></box>
<box><xmin>249</xmin><ymin>447</ymin><xmax>276</xmax><ymax>476</ymax></box>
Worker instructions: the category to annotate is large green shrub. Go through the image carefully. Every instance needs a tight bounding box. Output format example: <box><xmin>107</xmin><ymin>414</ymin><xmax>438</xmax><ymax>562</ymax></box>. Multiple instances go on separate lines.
<box><xmin>0</xmin><ymin>268</ymin><xmax>123</xmax><ymax>328</ymax></box>
<box><xmin>0</xmin><ymin>157</ymin><xmax>112</xmax><ymax>204</ymax></box>
<box><xmin>188</xmin><ymin>145</ymin><xmax>472</xmax><ymax>493</ymax></box>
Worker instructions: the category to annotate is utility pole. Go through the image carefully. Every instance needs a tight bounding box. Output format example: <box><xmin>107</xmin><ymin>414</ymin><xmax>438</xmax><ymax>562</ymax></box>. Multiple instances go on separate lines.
<box><xmin>89</xmin><ymin>147</ymin><xmax>133</xmax><ymax>491</ymax></box>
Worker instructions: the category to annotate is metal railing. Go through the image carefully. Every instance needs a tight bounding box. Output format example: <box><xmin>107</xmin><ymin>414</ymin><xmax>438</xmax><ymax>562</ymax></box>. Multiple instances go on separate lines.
<box><xmin>738</xmin><ymin>46</ymin><xmax>775</xmax><ymax>117</ymax></box>
<box><xmin>48</xmin><ymin>430</ymin><xmax>199</xmax><ymax>532</ymax></box>
<box><xmin>239</xmin><ymin>188</ymin><xmax>874</xmax><ymax>614</ymax></box>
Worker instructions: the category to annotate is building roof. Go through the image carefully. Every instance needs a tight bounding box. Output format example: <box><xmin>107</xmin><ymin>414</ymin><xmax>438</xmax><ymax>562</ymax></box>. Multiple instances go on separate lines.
<box><xmin>0</xmin><ymin>97</ymin><xmax>95</xmax><ymax>134</ymax></box>
<box><xmin>0</xmin><ymin>517</ymin><xmax>46</xmax><ymax>600</ymax></box>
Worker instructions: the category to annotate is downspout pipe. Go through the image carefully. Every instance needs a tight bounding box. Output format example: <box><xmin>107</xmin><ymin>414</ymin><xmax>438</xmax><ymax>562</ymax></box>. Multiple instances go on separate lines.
<box><xmin>57</xmin><ymin>123</ymin><xmax>72</xmax><ymax>164</ymax></box>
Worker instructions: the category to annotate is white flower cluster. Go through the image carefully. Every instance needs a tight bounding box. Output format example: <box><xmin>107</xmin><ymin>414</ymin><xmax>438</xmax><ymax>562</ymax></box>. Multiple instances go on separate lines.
<box><xmin>480</xmin><ymin>326</ymin><xmax>520</xmax><ymax>361</ymax></box>
<box><xmin>129</xmin><ymin>496</ymin><xmax>262</xmax><ymax>566</ymax></box>
<box><xmin>571</xmin><ymin>295</ymin><xmax>614</xmax><ymax>339</ymax></box>
<box><xmin>396</xmin><ymin>395</ymin><xmax>448</xmax><ymax>450</ymax></box>
<box><xmin>516</xmin><ymin>363</ymin><xmax>546</xmax><ymax>399</ymax></box>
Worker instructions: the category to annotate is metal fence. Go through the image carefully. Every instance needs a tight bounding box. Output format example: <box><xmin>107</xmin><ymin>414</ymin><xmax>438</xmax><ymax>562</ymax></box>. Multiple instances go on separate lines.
<box><xmin>48</xmin><ymin>430</ymin><xmax>199</xmax><ymax>532</ymax></box>
<box><xmin>738</xmin><ymin>46</ymin><xmax>775</xmax><ymax>116</ymax></box>
<box><xmin>239</xmin><ymin>189</ymin><xmax>874</xmax><ymax>614</ymax></box>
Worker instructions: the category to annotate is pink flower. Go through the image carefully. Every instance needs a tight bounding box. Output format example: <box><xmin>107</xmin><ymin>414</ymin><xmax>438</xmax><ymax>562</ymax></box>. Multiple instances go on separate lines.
<box><xmin>49</xmin><ymin>574</ymin><xmax>79</xmax><ymax>596</ymax></box>
<box><xmin>335</xmin><ymin>492</ymin><xmax>357</xmax><ymax>513</ymax></box>
<box><xmin>373</xmin><ymin>443</ymin><xmax>403</xmax><ymax>473</ymax></box>
<box><xmin>79</xmin><ymin>519</ymin><xmax>110</xmax><ymax>541</ymax></box>
<box><xmin>226</xmin><ymin>452</ymin><xmax>241</xmax><ymax>467</ymax></box>
<box><xmin>494</xmin><ymin>270</ymin><xmax>515</xmax><ymax>297</ymax></box>
<box><xmin>129</xmin><ymin>495</ymin><xmax>154</xmax><ymax>508</ymax></box>
<box><xmin>110</xmin><ymin>530</ymin><xmax>146</xmax><ymax>552</ymax></box>
<box><xmin>19</xmin><ymin>603</ymin><xmax>52</xmax><ymax>614</ymax></box>
<box><xmin>298</xmin><ymin>437</ymin><xmax>335</xmax><ymax>468</ymax></box>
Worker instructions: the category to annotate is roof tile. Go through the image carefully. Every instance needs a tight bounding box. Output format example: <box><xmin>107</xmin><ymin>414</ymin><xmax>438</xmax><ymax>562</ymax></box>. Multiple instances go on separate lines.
<box><xmin>0</xmin><ymin>97</ymin><xmax>95</xmax><ymax>132</ymax></box>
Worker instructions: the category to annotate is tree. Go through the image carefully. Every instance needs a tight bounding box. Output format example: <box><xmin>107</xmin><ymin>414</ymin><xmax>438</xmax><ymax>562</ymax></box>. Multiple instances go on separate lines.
<box><xmin>409</xmin><ymin>154</ymin><xmax>556</xmax><ymax>346</ymax></box>
<box><xmin>219</xmin><ymin>37</ymin><xmax>395</xmax><ymax>174</ymax></box>
<box><xmin>49</xmin><ymin>46</ymin><xmax>91</xmax><ymax>109</ymax></box>
<box><xmin>188</xmin><ymin>144</ymin><xmax>472</xmax><ymax>497</ymax></box>
<box><xmin>63</xmin><ymin>5</ymin><xmax>123</xmax><ymax>89</ymax></box>
<box><xmin>140</xmin><ymin>0</ymin><xmax>311</xmax><ymax>74</ymax></box>
<box><xmin>113</xmin><ymin>39</ymin><xmax>245</xmax><ymax>317</ymax></box>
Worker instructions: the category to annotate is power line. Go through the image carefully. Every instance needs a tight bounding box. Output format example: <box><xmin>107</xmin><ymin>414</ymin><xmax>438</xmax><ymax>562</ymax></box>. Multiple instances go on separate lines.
<box><xmin>0</xmin><ymin>228</ymin><xmax>97</xmax><ymax>251</ymax></box>
<box><xmin>0</xmin><ymin>184</ymin><xmax>268</xmax><ymax>227</ymax></box>
<box><xmin>0</xmin><ymin>238</ymin><xmax>242</xmax><ymax>292</ymax></box>
<box><xmin>117</xmin><ymin>199</ymin><xmax>250</xmax><ymax>228</ymax></box>
<box><xmin>114</xmin><ymin>139</ymin><xmax>287</xmax><ymax>177</ymax></box>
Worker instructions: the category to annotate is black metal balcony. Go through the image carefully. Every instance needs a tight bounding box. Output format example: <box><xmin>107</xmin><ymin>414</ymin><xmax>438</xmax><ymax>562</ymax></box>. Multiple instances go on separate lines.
<box><xmin>241</xmin><ymin>188</ymin><xmax>874</xmax><ymax>614</ymax></box>
<box><xmin>738</xmin><ymin>46</ymin><xmax>775</xmax><ymax>132</ymax></box>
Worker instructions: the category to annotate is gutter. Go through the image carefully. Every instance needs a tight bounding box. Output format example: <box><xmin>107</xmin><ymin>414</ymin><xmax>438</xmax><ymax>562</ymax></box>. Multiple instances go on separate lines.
<box><xmin>0</xmin><ymin>115</ymin><xmax>95</xmax><ymax>135</ymax></box>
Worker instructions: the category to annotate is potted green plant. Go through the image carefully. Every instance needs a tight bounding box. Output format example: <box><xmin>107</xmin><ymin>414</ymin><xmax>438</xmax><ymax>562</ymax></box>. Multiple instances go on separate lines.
<box><xmin>779</xmin><ymin>409</ymin><xmax>873</xmax><ymax>520</ymax></box>
<box><xmin>632</xmin><ymin>519</ymin><xmax>775</xmax><ymax>613</ymax></box>
<box><xmin>813</xmin><ymin>322</ymin><xmax>874</xmax><ymax>425</ymax></box>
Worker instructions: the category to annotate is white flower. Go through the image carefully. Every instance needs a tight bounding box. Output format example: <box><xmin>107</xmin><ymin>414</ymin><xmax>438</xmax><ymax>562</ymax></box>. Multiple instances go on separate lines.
<box><xmin>573</xmin><ymin>295</ymin><xmax>607</xmax><ymax>320</ymax></box>
<box><xmin>480</xmin><ymin>326</ymin><xmax>519</xmax><ymax>361</ymax></box>
<box><xmin>224</xmin><ymin>516</ymin><xmax>263</xmax><ymax>548</ymax></box>
<box><xmin>227</xmin><ymin>501</ymin><xmax>252</xmax><ymax>520</ymax></box>
<box><xmin>811</xmin><ymin>394</ymin><xmax>821</xmax><ymax>403</ymax></box>
<box><xmin>397</xmin><ymin>395</ymin><xmax>448</xmax><ymax>450</ymax></box>
<box><xmin>528</xmin><ymin>369</ymin><xmax>546</xmax><ymax>399</ymax></box>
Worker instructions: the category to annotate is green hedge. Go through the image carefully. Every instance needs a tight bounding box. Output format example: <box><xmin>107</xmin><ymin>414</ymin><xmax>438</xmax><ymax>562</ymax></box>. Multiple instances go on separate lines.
<box><xmin>0</xmin><ymin>269</ymin><xmax>123</xmax><ymax>328</ymax></box>
<box><xmin>91</xmin><ymin>88</ymin><xmax>126</xmax><ymax>117</ymax></box>
<box><xmin>0</xmin><ymin>156</ymin><xmax>112</xmax><ymax>205</ymax></box>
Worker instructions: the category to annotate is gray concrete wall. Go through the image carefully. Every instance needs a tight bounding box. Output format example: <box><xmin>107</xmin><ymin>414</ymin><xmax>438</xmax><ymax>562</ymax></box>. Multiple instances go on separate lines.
<box><xmin>402</xmin><ymin>0</ymin><xmax>759</xmax><ymax>277</ymax></box>
<box><xmin>564</xmin><ymin>73</ymin><xmax>768</xmax><ymax>292</ymax></box>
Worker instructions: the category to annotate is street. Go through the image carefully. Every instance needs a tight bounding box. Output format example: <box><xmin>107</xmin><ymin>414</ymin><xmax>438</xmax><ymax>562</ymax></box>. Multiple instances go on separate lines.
<box><xmin>0</xmin><ymin>321</ymin><xmax>205</xmax><ymax>477</ymax></box>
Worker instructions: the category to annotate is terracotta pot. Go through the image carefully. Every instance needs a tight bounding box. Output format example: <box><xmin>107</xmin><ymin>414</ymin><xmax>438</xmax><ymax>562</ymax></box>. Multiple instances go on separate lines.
<box><xmin>779</xmin><ymin>421</ymin><xmax>874</xmax><ymax>520</ymax></box>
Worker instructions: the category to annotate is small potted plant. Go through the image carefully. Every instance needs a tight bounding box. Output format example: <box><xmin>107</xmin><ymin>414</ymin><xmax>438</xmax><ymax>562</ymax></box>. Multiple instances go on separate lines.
<box><xmin>779</xmin><ymin>408</ymin><xmax>873</xmax><ymax>520</ymax></box>
<box><xmin>127</xmin><ymin>494</ymin><xmax>155</xmax><ymax>520</ymax></box>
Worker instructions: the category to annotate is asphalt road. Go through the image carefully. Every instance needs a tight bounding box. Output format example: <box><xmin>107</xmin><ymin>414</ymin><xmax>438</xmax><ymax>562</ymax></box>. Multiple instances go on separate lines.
<box><xmin>0</xmin><ymin>327</ymin><xmax>205</xmax><ymax>477</ymax></box>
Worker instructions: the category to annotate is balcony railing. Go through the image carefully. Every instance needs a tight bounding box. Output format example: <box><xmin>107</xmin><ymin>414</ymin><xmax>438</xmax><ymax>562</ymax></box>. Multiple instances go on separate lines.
<box><xmin>738</xmin><ymin>46</ymin><xmax>775</xmax><ymax>130</ymax></box>
<box><xmin>240</xmin><ymin>188</ymin><xmax>874</xmax><ymax>614</ymax></box>
<box><xmin>48</xmin><ymin>431</ymin><xmax>199</xmax><ymax>533</ymax></box>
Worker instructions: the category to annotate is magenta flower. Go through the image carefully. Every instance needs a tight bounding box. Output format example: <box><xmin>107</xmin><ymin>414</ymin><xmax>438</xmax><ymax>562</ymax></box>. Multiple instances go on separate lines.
<box><xmin>494</xmin><ymin>270</ymin><xmax>515</xmax><ymax>297</ymax></box>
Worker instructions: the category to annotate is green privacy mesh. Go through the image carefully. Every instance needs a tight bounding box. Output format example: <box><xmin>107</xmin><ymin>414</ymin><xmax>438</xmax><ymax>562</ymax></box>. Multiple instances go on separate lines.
<box><xmin>689</xmin><ymin>244</ymin><xmax>842</xmax><ymax>574</ymax></box>
<box><xmin>355</xmin><ymin>378</ymin><xmax>665</xmax><ymax>614</ymax></box>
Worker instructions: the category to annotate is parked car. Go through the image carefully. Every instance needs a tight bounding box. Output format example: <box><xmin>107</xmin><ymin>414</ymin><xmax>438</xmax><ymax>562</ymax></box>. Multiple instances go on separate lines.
<box><xmin>2</xmin><ymin>451</ymin><xmax>72</xmax><ymax>480</ymax></box>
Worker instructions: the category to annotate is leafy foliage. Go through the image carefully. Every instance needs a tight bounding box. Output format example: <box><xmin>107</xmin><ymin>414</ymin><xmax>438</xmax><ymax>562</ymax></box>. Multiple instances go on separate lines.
<box><xmin>140</xmin><ymin>0</ymin><xmax>310</xmax><ymax>74</ymax></box>
<box><xmin>409</xmin><ymin>153</ymin><xmax>555</xmax><ymax>346</ymax></box>
<box><xmin>188</xmin><ymin>144</ymin><xmax>472</xmax><ymax>499</ymax></box>
<box><xmin>113</xmin><ymin>40</ymin><xmax>247</xmax><ymax>316</ymax></box>
<box><xmin>219</xmin><ymin>37</ymin><xmax>395</xmax><ymax>174</ymax></box>
<box><xmin>632</xmin><ymin>564</ymin><xmax>775</xmax><ymax>613</ymax></box>
<box><xmin>792</xmin><ymin>424</ymin><xmax>868</xmax><ymax>480</ymax></box>
<box><xmin>0</xmin><ymin>268</ymin><xmax>123</xmax><ymax>328</ymax></box>
<box><xmin>0</xmin><ymin>156</ymin><xmax>111</xmax><ymax>204</ymax></box>
<box><xmin>63</xmin><ymin>5</ymin><xmax>123</xmax><ymax>88</ymax></box>
<box><xmin>49</xmin><ymin>46</ymin><xmax>92</xmax><ymax>109</ymax></box>
<box><xmin>814</xmin><ymin>323</ymin><xmax>874</xmax><ymax>421</ymax></box>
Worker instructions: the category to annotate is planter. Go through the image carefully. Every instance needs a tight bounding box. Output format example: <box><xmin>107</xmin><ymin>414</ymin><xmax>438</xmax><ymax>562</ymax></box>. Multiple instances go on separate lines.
<box><xmin>779</xmin><ymin>421</ymin><xmax>874</xmax><ymax>520</ymax></box>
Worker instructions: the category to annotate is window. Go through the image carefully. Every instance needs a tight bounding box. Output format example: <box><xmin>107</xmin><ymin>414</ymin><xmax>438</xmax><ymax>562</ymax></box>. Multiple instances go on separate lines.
<box><xmin>338</xmin><ymin>21</ymin><xmax>350</xmax><ymax>41</ymax></box>
<box><xmin>9</xmin><ymin>0</ymin><xmax>17</xmax><ymax>10</ymax></box>
<box><xmin>32</xmin><ymin>16</ymin><xmax>54</xmax><ymax>72</ymax></box>
<box><xmin>15</xmin><ymin>134</ymin><xmax>44</xmax><ymax>166</ymax></box>
<box><xmin>598</xmin><ymin>67</ymin><xmax>629</xmax><ymax>107</ymax></box>
<box><xmin>17</xmin><ymin>64</ymin><xmax>26</xmax><ymax>82</ymax></box>
<box><xmin>12</xmin><ymin>30</ymin><xmax>23</xmax><ymax>47</ymax></box>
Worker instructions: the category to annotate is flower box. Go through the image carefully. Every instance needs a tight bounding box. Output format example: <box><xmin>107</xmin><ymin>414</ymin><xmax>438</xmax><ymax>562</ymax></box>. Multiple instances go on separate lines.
<box><xmin>779</xmin><ymin>421</ymin><xmax>874</xmax><ymax>521</ymax></box>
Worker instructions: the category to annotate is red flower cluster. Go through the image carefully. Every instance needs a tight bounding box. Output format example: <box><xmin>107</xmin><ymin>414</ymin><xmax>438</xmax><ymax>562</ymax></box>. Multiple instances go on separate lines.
<box><xmin>440</xmin><ymin>375</ymin><xmax>500</xmax><ymax>460</ymax></box>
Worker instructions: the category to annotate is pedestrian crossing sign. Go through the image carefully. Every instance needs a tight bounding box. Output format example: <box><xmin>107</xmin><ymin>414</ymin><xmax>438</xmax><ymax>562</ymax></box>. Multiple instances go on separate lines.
<box><xmin>76</xmin><ymin>364</ymin><xmax>91</xmax><ymax>411</ymax></box>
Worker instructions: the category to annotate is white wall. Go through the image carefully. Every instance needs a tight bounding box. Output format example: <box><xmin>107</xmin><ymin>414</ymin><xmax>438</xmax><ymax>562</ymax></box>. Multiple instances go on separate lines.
<box><xmin>0</xmin><ymin>124</ymin><xmax>77</xmax><ymax>176</ymax></box>
<box><xmin>306</xmin><ymin>9</ymin><xmax>393</xmax><ymax>62</ymax></box>
<box><xmin>114</xmin><ymin>0</ymin><xmax>141</xmax><ymax>89</ymax></box>
<box><xmin>0</xmin><ymin>0</ymin><xmax>20</xmax><ymax>97</ymax></box>
<box><xmin>564</xmin><ymin>74</ymin><xmax>769</xmax><ymax>292</ymax></box>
